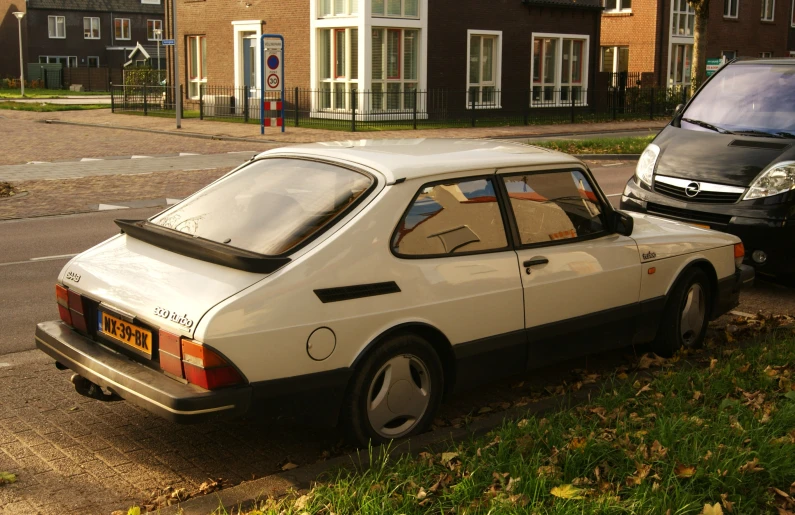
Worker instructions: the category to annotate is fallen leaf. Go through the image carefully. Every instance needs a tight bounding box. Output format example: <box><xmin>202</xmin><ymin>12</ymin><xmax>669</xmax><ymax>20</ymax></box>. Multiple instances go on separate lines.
<box><xmin>693</xmin><ymin>391</ymin><xmax>703</xmax><ymax>401</ymax></box>
<box><xmin>281</xmin><ymin>462</ymin><xmax>299</xmax><ymax>471</ymax></box>
<box><xmin>785</xmin><ymin>391</ymin><xmax>795</xmax><ymax>401</ymax></box>
<box><xmin>126</xmin><ymin>508</ymin><xmax>141</xmax><ymax>515</ymax></box>
<box><xmin>636</xmin><ymin>384</ymin><xmax>652</xmax><ymax>396</ymax></box>
<box><xmin>710</xmin><ymin>358</ymin><xmax>718</xmax><ymax>370</ymax></box>
<box><xmin>0</xmin><ymin>472</ymin><xmax>17</xmax><ymax>485</ymax></box>
<box><xmin>416</xmin><ymin>487</ymin><xmax>427</xmax><ymax>500</ymax></box>
<box><xmin>674</xmin><ymin>463</ymin><xmax>697</xmax><ymax>479</ymax></box>
<box><xmin>440</xmin><ymin>452</ymin><xmax>459</xmax><ymax>465</ymax></box>
<box><xmin>505</xmin><ymin>476</ymin><xmax>521</xmax><ymax>492</ymax></box>
<box><xmin>517</xmin><ymin>418</ymin><xmax>530</xmax><ymax>428</ymax></box>
<box><xmin>568</xmin><ymin>437</ymin><xmax>587</xmax><ymax>451</ymax></box>
<box><xmin>637</xmin><ymin>353</ymin><xmax>668</xmax><ymax>370</ymax></box>
<box><xmin>702</xmin><ymin>502</ymin><xmax>724</xmax><ymax>515</ymax></box>
<box><xmin>550</xmin><ymin>484</ymin><xmax>585</xmax><ymax>499</ymax></box>
<box><xmin>617</xmin><ymin>372</ymin><xmax>629</xmax><ymax>380</ymax></box>
<box><xmin>477</xmin><ymin>406</ymin><xmax>493</xmax><ymax>415</ymax></box>
<box><xmin>738</xmin><ymin>363</ymin><xmax>751</xmax><ymax>373</ymax></box>
<box><xmin>294</xmin><ymin>494</ymin><xmax>310</xmax><ymax>510</ymax></box>
<box><xmin>738</xmin><ymin>458</ymin><xmax>764</xmax><ymax>474</ymax></box>
<box><xmin>721</xmin><ymin>493</ymin><xmax>734</xmax><ymax>513</ymax></box>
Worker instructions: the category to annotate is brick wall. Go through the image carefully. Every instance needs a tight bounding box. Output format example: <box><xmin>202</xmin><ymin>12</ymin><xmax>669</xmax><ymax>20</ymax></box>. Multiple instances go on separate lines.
<box><xmin>0</xmin><ymin>1</ymin><xmax>27</xmax><ymax>79</ymax></box>
<box><xmin>599</xmin><ymin>0</ymin><xmax>660</xmax><ymax>74</ymax></box>
<box><xmin>705</xmin><ymin>0</ymin><xmax>790</xmax><ymax>57</ymax></box>
<box><xmin>427</xmin><ymin>0</ymin><xmax>602</xmax><ymax>106</ymax></box>
<box><xmin>172</xmin><ymin>0</ymin><xmax>310</xmax><ymax>89</ymax></box>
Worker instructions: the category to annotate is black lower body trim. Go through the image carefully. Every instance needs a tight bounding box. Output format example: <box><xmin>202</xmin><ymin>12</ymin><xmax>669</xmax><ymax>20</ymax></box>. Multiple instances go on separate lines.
<box><xmin>452</xmin><ymin>330</ymin><xmax>527</xmax><ymax>393</ymax></box>
<box><xmin>712</xmin><ymin>265</ymin><xmax>754</xmax><ymax>320</ymax></box>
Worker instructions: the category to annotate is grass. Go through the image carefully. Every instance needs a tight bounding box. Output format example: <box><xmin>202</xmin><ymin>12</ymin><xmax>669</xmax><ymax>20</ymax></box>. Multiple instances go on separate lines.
<box><xmin>0</xmin><ymin>89</ymin><xmax>108</xmax><ymax>99</ymax></box>
<box><xmin>531</xmin><ymin>135</ymin><xmax>656</xmax><ymax>155</ymax></box>
<box><xmin>0</xmin><ymin>101</ymin><xmax>110</xmax><ymax>112</ymax></box>
<box><xmin>211</xmin><ymin>317</ymin><xmax>795</xmax><ymax>515</ymax></box>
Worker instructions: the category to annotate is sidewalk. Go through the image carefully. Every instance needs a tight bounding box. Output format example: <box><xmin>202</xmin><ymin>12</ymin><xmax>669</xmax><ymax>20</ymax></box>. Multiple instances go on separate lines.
<box><xmin>19</xmin><ymin>108</ymin><xmax>667</xmax><ymax>144</ymax></box>
<box><xmin>2</xmin><ymin>97</ymin><xmax>111</xmax><ymax>105</ymax></box>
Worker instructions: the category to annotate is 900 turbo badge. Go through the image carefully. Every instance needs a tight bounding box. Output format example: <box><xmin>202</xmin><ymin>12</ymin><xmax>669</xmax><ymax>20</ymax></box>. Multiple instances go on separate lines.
<box><xmin>154</xmin><ymin>307</ymin><xmax>194</xmax><ymax>328</ymax></box>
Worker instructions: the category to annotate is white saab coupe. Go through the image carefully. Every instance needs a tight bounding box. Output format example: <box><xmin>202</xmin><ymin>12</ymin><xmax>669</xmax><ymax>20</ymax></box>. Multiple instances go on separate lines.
<box><xmin>36</xmin><ymin>139</ymin><xmax>753</xmax><ymax>444</ymax></box>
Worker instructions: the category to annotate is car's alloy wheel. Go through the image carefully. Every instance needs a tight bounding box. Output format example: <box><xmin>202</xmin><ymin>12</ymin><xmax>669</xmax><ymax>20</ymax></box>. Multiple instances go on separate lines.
<box><xmin>652</xmin><ymin>267</ymin><xmax>711</xmax><ymax>356</ymax></box>
<box><xmin>344</xmin><ymin>333</ymin><xmax>443</xmax><ymax>446</ymax></box>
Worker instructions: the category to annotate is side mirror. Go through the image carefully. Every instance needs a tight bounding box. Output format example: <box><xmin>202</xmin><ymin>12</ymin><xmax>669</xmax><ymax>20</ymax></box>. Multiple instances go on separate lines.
<box><xmin>611</xmin><ymin>210</ymin><xmax>634</xmax><ymax>236</ymax></box>
<box><xmin>674</xmin><ymin>103</ymin><xmax>684</xmax><ymax>115</ymax></box>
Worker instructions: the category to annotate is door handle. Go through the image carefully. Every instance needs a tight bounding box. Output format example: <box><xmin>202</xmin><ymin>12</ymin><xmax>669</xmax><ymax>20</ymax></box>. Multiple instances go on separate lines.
<box><xmin>523</xmin><ymin>257</ymin><xmax>549</xmax><ymax>267</ymax></box>
<box><xmin>523</xmin><ymin>257</ymin><xmax>548</xmax><ymax>275</ymax></box>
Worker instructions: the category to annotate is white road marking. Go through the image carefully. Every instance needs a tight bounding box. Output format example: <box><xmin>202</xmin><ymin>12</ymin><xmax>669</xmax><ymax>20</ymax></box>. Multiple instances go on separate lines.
<box><xmin>131</xmin><ymin>155</ymin><xmax>152</xmax><ymax>159</ymax></box>
<box><xmin>606</xmin><ymin>193</ymin><xmax>623</xmax><ymax>197</ymax></box>
<box><xmin>166</xmin><ymin>198</ymin><xmax>181</xmax><ymax>205</ymax></box>
<box><xmin>80</xmin><ymin>158</ymin><xmax>103</xmax><ymax>162</ymax></box>
<box><xmin>179</xmin><ymin>152</ymin><xmax>199</xmax><ymax>156</ymax></box>
<box><xmin>98</xmin><ymin>204</ymin><xmax>130</xmax><ymax>211</ymax></box>
<box><xmin>0</xmin><ymin>363</ymin><xmax>10</xmax><ymax>368</ymax></box>
<box><xmin>26</xmin><ymin>161</ymin><xmax>49</xmax><ymax>165</ymax></box>
<box><xmin>30</xmin><ymin>253</ymin><xmax>79</xmax><ymax>261</ymax></box>
<box><xmin>601</xmin><ymin>162</ymin><xmax>626</xmax><ymax>167</ymax></box>
<box><xmin>227</xmin><ymin>151</ymin><xmax>256</xmax><ymax>154</ymax></box>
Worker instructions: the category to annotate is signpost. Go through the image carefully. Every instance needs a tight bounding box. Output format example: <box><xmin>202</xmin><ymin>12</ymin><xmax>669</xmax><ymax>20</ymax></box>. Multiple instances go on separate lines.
<box><xmin>161</xmin><ymin>39</ymin><xmax>175</xmax><ymax>46</ymax></box>
<box><xmin>260</xmin><ymin>34</ymin><xmax>285</xmax><ymax>134</ymax></box>
<box><xmin>706</xmin><ymin>58</ymin><xmax>723</xmax><ymax>77</ymax></box>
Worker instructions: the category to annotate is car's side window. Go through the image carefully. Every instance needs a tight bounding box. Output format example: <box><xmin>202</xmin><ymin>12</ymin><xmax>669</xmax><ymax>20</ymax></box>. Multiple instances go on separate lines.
<box><xmin>392</xmin><ymin>177</ymin><xmax>508</xmax><ymax>256</ymax></box>
<box><xmin>502</xmin><ymin>170</ymin><xmax>605</xmax><ymax>246</ymax></box>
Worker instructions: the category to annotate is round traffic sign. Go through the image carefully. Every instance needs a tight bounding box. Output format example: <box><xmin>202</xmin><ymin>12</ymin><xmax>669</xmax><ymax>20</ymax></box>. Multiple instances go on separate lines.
<box><xmin>267</xmin><ymin>74</ymin><xmax>280</xmax><ymax>89</ymax></box>
<box><xmin>267</xmin><ymin>55</ymin><xmax>280</xmax><ymax>70</ymax></box>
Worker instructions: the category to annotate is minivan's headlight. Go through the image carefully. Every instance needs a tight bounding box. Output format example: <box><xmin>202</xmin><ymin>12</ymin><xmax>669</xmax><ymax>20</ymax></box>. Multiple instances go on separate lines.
<box><xmin>635</xmin><ymin>144</ymin><xmax>660</xmax><ymax>187</ymax></box>
<box><xmin>744</xmin><ymin>161</ymin><xmax>795</xmax><ymax>200</ymax></box>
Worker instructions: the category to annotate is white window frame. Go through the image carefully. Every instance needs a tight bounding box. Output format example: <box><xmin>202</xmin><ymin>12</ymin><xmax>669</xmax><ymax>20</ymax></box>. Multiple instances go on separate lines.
<box><xmin>38</xmin><ymin>55</ymin><xmax>77</xmax><ymax>67</ymax></box>
<box><xmin>721</xmin><ymin>50</ymin><xmax>737</xmax><ymax>60</ymax></box>
<box><xmin>724</xmin><ymin>0</ymin><xmax>739</xmax><ymax>18</ymax></box>
<box><xmin>370</xmin><ymin>27</ymin><xmax>420</xmax><ymax>111</ymax></box>
<box><xmin>318</xmin><ymin>0</ymin><xmax>358</xmax><ymax>17</ymax></box>
<box><xmin>671</xmin><ymin>0</ymin><xmax>695</xmax><ymax>36</ymax></box>
<box><xmin>48</xmin><ymin>16</ymin><xmax>65</xmax><ymax>39</ymax></box>
<box><xmin>791</xmin><ymin>0</ymin><xmax>795</xmax><ymax>26</ymax></box>
<box><xmin>530</xmin><ymin>32</ymin><xmax>589</xmax><ymax>108</ymax></box>
<box><xmin>600</xmin><ymin>45</ymin><xmax>629</xmax><ymax>73</ymax></box>
<box><xmin>669</xmin><ymin>43</ymin><xmax>693</xmax><ymax>86</ymax></box>
<box><xmin>188</xmin><ymin>35</ymin><xmax>207</xmax><ymax>99</ymax></box>
<box><xmin>466</xmin><ymin>30</ymin><xmax>502</xmax><ymax>109</ymax></box>
<box><xmin>317</xmin><ymin>27</ymin><xmax>360</xmax><ymax>110</ymax></box>
<box><xmin>147</xmin><ymin>19</ymin><xmax>163</xmax><ymax>40</ymax></box>
<box><xmin>87</xmin><ymin>56</ymin><xmax>100</xmax><ymax>67</ymax></box>
<box><xmin>372</xmin><ymin>0</ymin><xmax>420</xmax><ymax>19</ymax></box>
<box><xmin>83</xmin><ymin>17</ymin><xmax>100</xmax><ymax>39</ymax></box>
<box><xmin>759</xmin><ymin>51</ymin><xmax>773</xmax><ymax>57</ymax></box>
<box><xmin>602</xmin><ymin>0</ymin><xmax>631</xmax><ymax>13</ymax></box>
<box><xmin>115</xmin><ymin>18</ymin><xmax>131</xmax><ymax>40</ymax></box>
<box><xmin>761</xmin><ymin>0</ymin><xmax>775</xmax><ymax>20</ymax></box>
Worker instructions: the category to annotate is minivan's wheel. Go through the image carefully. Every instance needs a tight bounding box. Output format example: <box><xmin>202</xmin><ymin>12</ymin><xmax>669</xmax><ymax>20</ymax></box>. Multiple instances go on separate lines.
<box><xmin>652</xmin><ymin>268</ymin><xmax>711</xmax><ymax>356</ymax></box>
<box><xmin>343</xmin><ymin>333</ymin><xmax>444</xmax><ymax>446</ymax></box>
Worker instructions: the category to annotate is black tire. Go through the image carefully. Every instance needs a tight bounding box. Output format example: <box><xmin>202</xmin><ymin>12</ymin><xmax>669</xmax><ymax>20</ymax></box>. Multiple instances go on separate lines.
<box><xmin>651</xmin><ymin>267</ymin><xmax>711</xmax><ymax>357</ymax></box>
<box><xmin>343</xmin><ymin>333</ymin><xmax>444</xmax><ymax>447</ymax></box>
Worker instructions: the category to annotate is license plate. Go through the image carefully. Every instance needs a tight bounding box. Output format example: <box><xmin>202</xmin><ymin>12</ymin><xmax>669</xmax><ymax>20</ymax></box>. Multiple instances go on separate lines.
<box><xmin>98</xmin><ymin>311</ymin><xmax>153</xmax><ymax>357</ymax></box>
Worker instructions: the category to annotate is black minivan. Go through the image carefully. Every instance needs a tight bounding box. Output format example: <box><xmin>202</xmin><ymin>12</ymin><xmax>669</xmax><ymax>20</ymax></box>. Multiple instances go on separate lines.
<box><xmin>621</xmin><ymin>58</ymin><xmax>795</xmax><ymax>279</ymax></box>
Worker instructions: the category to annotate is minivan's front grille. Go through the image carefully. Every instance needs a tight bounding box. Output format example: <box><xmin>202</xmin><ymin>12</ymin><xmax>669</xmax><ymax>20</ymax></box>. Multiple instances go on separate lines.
<box><xmin>647</xmin><ymin>203</ymin><xmax>733</xmax><ymax>226</ymax></box>
<box><xmin>654</xmin><ymin>182</ymin><xmax>743</xmax><ymax>203</ymax></box>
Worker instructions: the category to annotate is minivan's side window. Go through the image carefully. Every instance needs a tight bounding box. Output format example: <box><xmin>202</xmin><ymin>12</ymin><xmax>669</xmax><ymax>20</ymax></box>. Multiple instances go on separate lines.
<box><xmin>393</xmin><ymin>178</ymin><xmax>508</xmax><ymax>256</ymax></box>
<box><xmin>503</xmin><ymin>171</ymin><xmax>605</xmax><ymax>245</ymax></box>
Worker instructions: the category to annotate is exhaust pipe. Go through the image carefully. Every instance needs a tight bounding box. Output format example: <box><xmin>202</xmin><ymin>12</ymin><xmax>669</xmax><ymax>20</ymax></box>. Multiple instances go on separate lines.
<box><xmin>70</xmin><ymin>374</ymin><xmax>118</xmax><ymax>402</ymax></box>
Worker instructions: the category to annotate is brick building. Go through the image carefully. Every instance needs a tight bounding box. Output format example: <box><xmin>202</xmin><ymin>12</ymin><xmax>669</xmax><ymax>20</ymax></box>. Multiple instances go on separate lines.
<box><xmin>600</xmin><ymin>0</ymin><xmax>795</xmax><ymax>88</ymax></box>
<box><xmin>166</xmin><ymin>0</ymin><xmax>604</xmax><ymax>114</ymax></box>
<box><xmin>0</xmin><ymin>0</ymin><xmax>164</xmax><ymax>79</ymax></box>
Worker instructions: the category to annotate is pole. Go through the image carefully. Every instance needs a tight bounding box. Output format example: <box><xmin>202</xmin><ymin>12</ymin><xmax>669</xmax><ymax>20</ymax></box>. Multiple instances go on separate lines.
<box><xmin>171</xmin><ymin>0</ymin><xmax>181</xmax><ymax>128</ymax></box>
<box><xmin>16</xmin><ymin>15</ymin><xmax>24</xmax><ymax>97</ymax></box>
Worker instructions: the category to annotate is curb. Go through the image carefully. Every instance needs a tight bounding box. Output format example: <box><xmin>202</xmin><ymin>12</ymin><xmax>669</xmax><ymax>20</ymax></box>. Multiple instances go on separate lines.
<box><xmin>575</xmin><ymin>153</ymin><xmax>641</xmax><ymax>160</ymax></box>
<box><xmin>161</xmin><ymin>384</ymin><xmax>604</xmax><ymax>515</ymax></box>
<box><xmin>492</xmin><ymin>126</ymin><xmax>664</xmax><ymax>141</ymax></box>
<box><xmin>41</xmin><ymin>119</ymin><xmax>280</xmax><ymax>145</ymax></box>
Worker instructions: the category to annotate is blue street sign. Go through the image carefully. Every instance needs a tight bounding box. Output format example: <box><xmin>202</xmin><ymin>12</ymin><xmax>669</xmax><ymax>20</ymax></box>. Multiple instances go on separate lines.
<box><xmin>161</xmin><ymin>39</ymin><xmax>175</xmax><ymax>46</ymax></box>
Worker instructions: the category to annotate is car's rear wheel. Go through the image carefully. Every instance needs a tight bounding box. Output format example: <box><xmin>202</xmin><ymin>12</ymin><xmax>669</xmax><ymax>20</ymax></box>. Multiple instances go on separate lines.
<box><xmin>343</xmin><ymin>333</ymin><xmax>443</xmax><ymax>447</ymax></box>
<box><xmin>652</xmin><ymin>268</ymin><xmax>711</xmax><ymax>356</ymax></box>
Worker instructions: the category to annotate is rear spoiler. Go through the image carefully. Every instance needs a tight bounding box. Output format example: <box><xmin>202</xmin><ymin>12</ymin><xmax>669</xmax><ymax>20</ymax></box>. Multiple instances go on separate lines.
<box><xmin>115</xmin><ymin>219</ymin><xmax>291</xmax><ymax>274</ymax></box>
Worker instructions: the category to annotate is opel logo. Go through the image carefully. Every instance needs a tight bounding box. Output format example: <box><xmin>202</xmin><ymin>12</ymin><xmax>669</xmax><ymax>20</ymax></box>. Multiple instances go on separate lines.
<box><xmin>685</xmin><ymin>181</ymin><xmax>701</xmax><ymax>198</ymax></box>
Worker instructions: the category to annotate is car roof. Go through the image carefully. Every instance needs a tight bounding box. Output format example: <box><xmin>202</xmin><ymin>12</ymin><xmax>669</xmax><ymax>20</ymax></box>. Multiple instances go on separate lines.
<box><xmin>729</xmin><ymin>57</ymin><xmax>795</xmax><ymax>65</ymax></box>
<box><xmin>258</xmin><ymin>138</ymin><xmax>583</xmax><ymax>184</ymax></box>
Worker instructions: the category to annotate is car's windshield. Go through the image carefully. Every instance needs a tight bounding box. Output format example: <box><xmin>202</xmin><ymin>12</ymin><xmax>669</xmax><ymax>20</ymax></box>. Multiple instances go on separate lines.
<box><xmin>151</xmin><ymin>158</ymin><xmax>373</xmax><ymax>255</ymax></box>
<box><xmin>681</xmin><ymin>63</ymin><xmax>795</xmax><ymax>136</ymax></box>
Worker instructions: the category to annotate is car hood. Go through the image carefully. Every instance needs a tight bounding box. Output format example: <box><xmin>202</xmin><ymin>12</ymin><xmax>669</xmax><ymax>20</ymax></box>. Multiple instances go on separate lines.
<box><xmin>628</xmin><ymin>212</ymin><xmax>739</xmax><ymax>262</ymax></box>
<box><xmin>59</xmin><ymin>234</ymin><xmax>266</xmax><ymax>337</ymax></box>
<box><xmin>654</xmin><ymin>126</ymin><xmax>795</xmax><ymax>187</ymax></box>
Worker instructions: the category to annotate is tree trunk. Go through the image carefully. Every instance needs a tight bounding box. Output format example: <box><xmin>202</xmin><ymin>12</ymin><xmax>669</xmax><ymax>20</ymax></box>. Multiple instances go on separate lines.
<box><xmin>690</xmin><ymin>0</ymin><xmax>709</xmax><ymax>96</ymax></box>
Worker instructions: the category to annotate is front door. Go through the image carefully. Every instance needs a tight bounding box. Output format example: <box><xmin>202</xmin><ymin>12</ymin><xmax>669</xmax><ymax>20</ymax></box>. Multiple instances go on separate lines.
<box><xmin>499</xmin><ymin>169</ymin><xmax>641</xmax><ymax>367</ymax></box>
<box><xmin>242</xmin><ymin>35</ymin><xmax>257</xmax><ymax>91</ymax></box>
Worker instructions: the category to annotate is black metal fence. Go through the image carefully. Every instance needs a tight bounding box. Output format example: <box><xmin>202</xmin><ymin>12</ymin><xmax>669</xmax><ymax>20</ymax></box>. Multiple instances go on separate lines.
<box><xmin>111</xmin><ymin>85</ymin><xmax>692</xmax><ymax>131</ymax></box>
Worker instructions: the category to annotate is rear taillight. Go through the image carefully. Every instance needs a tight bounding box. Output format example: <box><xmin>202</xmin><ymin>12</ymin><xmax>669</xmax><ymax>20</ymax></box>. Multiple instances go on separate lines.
<box><xmin>158</xmin><ymin>330</ymin><xmax>184</xmax><ymax>379</ymax></box>
<box><xmin>180</xmin><ymin>338</ymin><xmax>243</xmax><ymax>390</ymax></box>
<box><xmin>56</xmin><ymin>284</ymin><xmax>88</xmax><ymax>331</ymax></box>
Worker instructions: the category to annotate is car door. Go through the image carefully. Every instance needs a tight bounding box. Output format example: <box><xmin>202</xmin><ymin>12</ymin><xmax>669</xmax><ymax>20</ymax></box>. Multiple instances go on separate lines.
<box><xmin>498</xmin><ymin>168</ymin><xmax>641</xmax><ymax>368</ymax></box>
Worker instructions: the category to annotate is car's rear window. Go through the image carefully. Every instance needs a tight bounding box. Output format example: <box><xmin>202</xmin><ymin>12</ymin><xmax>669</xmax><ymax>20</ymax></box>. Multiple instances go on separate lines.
<box><xmin>682</xmin><ymin>63</ymin><xmax>795</xmax><ymax>134</ymax></box>
<box><xmin>151</xmin><ymin>158</ymin><xmax>373</xmax><ymax>255</ymax></box>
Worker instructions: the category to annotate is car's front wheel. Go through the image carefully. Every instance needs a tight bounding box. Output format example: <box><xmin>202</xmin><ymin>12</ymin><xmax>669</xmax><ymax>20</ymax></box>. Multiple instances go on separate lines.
<box><xmin>343</xmin><ymin>333</ymin><xmax>443</xmax><ymax>446</ymax></box>
<box><xmin>652</xmin><ymin>267</ymin><xmax>711</xmax><ymax>356</ymax></box>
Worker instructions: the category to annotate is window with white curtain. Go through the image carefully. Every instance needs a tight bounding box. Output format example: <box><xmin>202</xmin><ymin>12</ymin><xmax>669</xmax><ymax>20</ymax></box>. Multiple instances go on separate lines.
<box><xmin>669</xmin><ymin>43</ymin><xmax>692</xmax><ymax>86</ymax></box>
<box><xmin>372</xmin><ymin>0</ymin><xmax>419</xmax><ymax>18</ymax></box>
<box><xmin>371</xmin><ymin>28</ymin><xmax>418</xmax><ymax>110</ymax></box>
<box><xmin>188</xmin><ymin>35</ymin><xmax>207</xmax><ymax>99</ymax></box>
<box><xmin>467</xmin><ymin>32</ymin><xmax>501</xmax><ymax>108</ymax></box>
<box><xmin>318</xmin><ymin>28</ymin><xmax>359</xmax><ymax>109</ymax></box>
<box><xmin>724</xmin><ymin>0</ymin><xmax>739</xmax><ymax>18</ymax></box>
<box><xmin>319</xmin><ymin>0</ymin><xmax>358</xmax><ymax>16</ymax></box>
<box><xmin>761</xmin><ymin>0</ymin><xmax>775</xmax><ymax>20</ymax></box>
<box><xmin>48</xmin><ymin>16</ymin><xmax>65</xmax><ymax>39</ymax></box>
<box><xmin>84</xmin><ymin>17</ymin><xmax>100</xmax><ymax>39</ymax></box>
<box><xmin>672</xmin><ymin>0</ymin><xmax>695</xmax><ymax>36</ymax></box>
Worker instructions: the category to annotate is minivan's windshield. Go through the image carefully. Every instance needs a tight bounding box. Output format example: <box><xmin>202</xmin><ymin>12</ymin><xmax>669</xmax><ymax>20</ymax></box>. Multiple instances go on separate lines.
<box><xmin>682</xmin><ymin>63</ymin><xmax>795</xmax><ymax>137</ymax></box>
<box><xmin>151</xmin><ymin>158</ymin><xmax>373</xmax><ymax>255</ymax></box>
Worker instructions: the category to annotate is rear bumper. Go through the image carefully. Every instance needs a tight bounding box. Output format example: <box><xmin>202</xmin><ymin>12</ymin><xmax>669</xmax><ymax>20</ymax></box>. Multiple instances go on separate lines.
<box><xmin>712</xmin><ymin>265</ymin><xmax>755</xmax><ymax>320</ymax></box>
<box><xmin>35</xmin><ymin>320</ymin><xmax>252</xmax><ymax>423</ymax></box>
